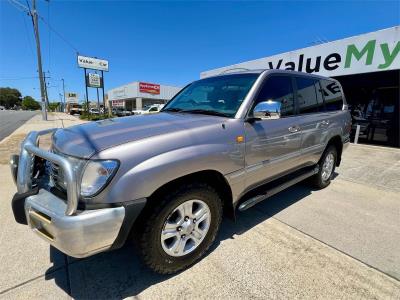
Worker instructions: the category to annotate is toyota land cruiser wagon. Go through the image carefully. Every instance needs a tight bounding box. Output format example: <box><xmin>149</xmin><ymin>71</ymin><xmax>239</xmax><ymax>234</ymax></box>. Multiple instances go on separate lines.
<box><xmin>11</xmin><ymin>70</ymin><xmax>351</xmax><ymax>274</ymax></box>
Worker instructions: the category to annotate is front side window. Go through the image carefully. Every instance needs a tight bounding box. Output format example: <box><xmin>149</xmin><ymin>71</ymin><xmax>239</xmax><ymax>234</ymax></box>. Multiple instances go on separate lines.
<box><xmin>162</xmin><ymin>74</ymin><xmax>259</xmax><ymax>117</ymax></box>
<box><xmin>320</xmin><ymin>79</ymin><xmax>344</xmax><ymax>111</ymax></box>
<box><xmin>251</xmin><ymin>76</ymin><xmax>295</xmax><ymax>117</ymax></box>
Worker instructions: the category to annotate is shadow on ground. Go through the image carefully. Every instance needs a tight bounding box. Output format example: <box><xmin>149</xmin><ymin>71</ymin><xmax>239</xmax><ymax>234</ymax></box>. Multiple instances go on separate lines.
<box><xmin>45</xmin><ymin>179</ymin><xmax>324</xmax><ymax>299</ymax></box>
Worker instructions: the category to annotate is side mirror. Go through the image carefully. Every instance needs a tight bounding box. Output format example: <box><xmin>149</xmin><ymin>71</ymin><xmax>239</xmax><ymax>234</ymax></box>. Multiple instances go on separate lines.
<box><xmin>253</xmin><ymin>100</ymin><xmax>281</xmax><ymax>120</ymax></box>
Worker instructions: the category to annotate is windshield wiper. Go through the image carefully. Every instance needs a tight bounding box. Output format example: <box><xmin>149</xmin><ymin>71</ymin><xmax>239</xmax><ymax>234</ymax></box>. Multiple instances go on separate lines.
<box><xmin>162</xmin><ymin>107</ymin><xmax>184</xmax><ymax>112</ymax></box>
<box><xmin>181</xmin><ymin>109</ymin><xmax>230</xmax><ymax>117</ymax></box>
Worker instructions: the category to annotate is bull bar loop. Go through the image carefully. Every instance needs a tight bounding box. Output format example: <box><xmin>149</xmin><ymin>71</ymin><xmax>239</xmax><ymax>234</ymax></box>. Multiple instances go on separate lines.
<box><xmin>16</xmin><ymin>129</ymin><xmax>78</xmax><ymax>216</ymax></box>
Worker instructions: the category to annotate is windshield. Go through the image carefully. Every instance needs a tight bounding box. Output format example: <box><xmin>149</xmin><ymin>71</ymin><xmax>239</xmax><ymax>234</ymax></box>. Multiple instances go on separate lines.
<box><xmin>162</xmin><ymin>73</ymin><xmax>259</xmax><ymax>117</ymax></box>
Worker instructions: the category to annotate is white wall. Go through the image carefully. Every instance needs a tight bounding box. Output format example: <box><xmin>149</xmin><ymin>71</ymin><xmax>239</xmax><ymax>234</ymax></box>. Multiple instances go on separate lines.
<box><xmin>108</xmin><ymin>82</ymin><xmax>181</xmax><ymax>101</ymax></box>
<box><xmin>201</xmin><ymin>26</ymin><xmax>400</xmax><ymax>78</ymax></box>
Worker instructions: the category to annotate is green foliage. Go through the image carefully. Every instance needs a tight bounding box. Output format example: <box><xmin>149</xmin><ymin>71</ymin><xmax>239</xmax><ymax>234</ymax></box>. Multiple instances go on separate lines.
<box><xmin>48</xmin><ymin>102</ymin><xmax>60</xmax><ymax>112</ymax></box>
<box><xmin>0</xmin><ymin>87</ymin><xmax>22</xmax><ymax>108</ymax></box>
<box><xmin>22</xmin><ymin>96</ymin><xmax>41</xmax><ymax>110</ymax></box>
<box><xmin>79</xmin><ymin>112</ymin><xmax>112</xmax><ymax>121</ymax></box>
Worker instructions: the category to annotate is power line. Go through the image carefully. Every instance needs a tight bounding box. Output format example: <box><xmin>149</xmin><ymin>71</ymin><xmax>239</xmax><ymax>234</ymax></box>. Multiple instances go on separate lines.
<box><xmin>47</xmin><ymin>0</ymin><xmax>51</xmax><ymax>71</ymax></box>
<box><xmin>8</xmin><ymin>0</ymin><xmax>80</xmax><ymax>54</ymax></box>
<box><xmin>38</xmin><ymin>14</ymin><xmax>79</xmax><ymax>54</ymax></box>
<box><xmin>21</xmin><ymin>9</ymin><xmax>35</xmax><ymax>58</ymax></box>
<box><xmin>0</xmin><ymin>76</ymin><xmax>40</xmax><ymax>80</ymax></box>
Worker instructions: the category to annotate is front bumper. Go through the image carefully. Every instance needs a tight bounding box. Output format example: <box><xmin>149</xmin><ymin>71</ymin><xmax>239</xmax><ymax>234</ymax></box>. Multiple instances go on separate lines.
<box><xmin>10</xmin><ymin>129</ymin><xmax>146</xmax><ymax>258</ymax></box>
<box><xmin>25</xmin><ymin>189</ymin><xmax>125</xmax><ymax>258</ymax></box>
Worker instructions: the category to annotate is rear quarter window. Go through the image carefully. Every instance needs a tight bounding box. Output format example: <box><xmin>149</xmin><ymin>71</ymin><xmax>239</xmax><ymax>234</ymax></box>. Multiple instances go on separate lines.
<box><xmin>320</xmin><ymin>79</ymin><xmax>344</xmax><ymax>111</ymax></box>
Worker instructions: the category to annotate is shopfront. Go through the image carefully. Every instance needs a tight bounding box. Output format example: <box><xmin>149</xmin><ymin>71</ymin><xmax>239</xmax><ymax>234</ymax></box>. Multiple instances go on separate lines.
<box><xmin>201</xmin><ymin>26</ymin><xmax>400</xmax><ymax>147</ymax></box>
<box><xmin>108</xmin><ymin>81</ymin><xmax>181</xmax><ymax>111</ymax></box>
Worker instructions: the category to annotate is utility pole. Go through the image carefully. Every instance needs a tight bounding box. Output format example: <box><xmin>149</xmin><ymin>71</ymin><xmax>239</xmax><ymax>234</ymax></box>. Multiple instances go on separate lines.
<box><xmin>31</xmin><ymin>0</ymin><xmax>47</xmax><ymax>120</ymax></box>
<box><xmin>43</xmin><ymin>71</ymin><xmax>50</xmax><ymax>106</ymax></box>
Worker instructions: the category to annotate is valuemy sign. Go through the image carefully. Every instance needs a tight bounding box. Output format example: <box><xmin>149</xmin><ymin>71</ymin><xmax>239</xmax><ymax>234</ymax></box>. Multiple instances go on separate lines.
<box><xmin>78</xmin><ymin>55</ymin><xmax>109</xmax><ymax>71</ymax></box>
<box><xmin>201</xmin><ymin>26</ymin><xmax>400</xmax><ymax>78</ymax></box>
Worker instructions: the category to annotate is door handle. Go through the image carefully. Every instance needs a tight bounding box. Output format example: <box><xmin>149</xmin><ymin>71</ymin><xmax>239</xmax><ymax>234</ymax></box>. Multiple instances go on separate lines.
<box><xmin>288</xmin><ymin>125</ymin><xmax>300</xmax><ymax>133</ymax></box>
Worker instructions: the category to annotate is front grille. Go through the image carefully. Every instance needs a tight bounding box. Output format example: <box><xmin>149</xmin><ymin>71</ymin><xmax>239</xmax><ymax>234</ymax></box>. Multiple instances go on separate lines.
<box><xmin>49</xmin><ymin>148</ymin><xmax>67</xmax><ymax>192</ymax></box>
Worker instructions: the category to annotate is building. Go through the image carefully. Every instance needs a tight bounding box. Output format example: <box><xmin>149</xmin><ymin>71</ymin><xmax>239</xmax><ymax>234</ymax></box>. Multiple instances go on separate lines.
<box><xmin>201</xmin><ymin>26</ymin><xmax>400</xmax><ymax>148</ymax></box>
<box><xmin>107</xmin><ymin>81</ymin><xmax>181</xmax><ymax>111</ymax></box>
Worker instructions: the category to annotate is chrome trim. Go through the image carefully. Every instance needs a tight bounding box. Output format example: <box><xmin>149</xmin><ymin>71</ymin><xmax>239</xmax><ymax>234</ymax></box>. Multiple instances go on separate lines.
<box><xmin>10</xmin><ymin>154</ymin><xmax>19</xmax><ymax>185</ymax></box>
<box><xmin>25</xmin><ymin>189</ymin><xmax>125</xmax><ymax>258</ymax></box>
<box><xmin>15</xmin><ymin>129</ymin><xmax>79</xmax><ymax>215</ymax></box>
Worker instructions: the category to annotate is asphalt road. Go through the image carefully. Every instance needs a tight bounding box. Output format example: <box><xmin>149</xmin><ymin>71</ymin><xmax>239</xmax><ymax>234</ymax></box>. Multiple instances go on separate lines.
<box><xmin>0</xmin><ymin>110</ymin><xmax>37</xmax><ymax>142</ymax></box>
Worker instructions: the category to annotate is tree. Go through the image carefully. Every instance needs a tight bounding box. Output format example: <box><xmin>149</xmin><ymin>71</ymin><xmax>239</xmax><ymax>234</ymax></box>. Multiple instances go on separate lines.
<box><xmin>48</xmin><ymin>102</ymin><xmax>60</xmax><ymax>112</ymax></box>
<box><xmin>22</xmin><ymin>96</ymin><xmax>41</xmax><ymax>110</ymax></box>
<box><xmin>0</xmin><ymin>87</ymin><xmax>22</xmax><ymax>108</ymax></box>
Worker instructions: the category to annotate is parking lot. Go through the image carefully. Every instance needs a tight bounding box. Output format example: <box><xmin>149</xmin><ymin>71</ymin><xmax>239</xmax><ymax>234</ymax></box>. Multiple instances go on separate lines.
<box><xmin>0</xmin><ymin>115</ymin><xmax>399</xmax><ymax>299</ymax></box>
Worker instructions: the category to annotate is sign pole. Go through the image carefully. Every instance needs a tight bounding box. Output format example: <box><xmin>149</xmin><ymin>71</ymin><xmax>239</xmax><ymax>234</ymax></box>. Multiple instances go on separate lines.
<box><xmin>96</xmin><ymin>87</ymin><xmax>100</xmax><ymax>111</ymax></box>
<box><xmin>84</xmin><ymin>68</ymin><xmax>90</xmax><ymax>116</ymax></box>
<box><xmin>101</xmin><ymin>70</ymin><xmax>107</xmax><ymax>117</ymax></box>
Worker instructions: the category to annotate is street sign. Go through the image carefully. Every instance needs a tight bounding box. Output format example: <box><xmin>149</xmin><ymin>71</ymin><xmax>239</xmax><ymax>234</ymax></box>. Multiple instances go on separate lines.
<box><xmin>86</xmin><ymin>73</ymin><xmax>102</xmax><ymax>88</ymax></box>
<box><xmin>77</xmin><ymin>55</ymin><xmax>109</xmax><ymax>71</ymax></box>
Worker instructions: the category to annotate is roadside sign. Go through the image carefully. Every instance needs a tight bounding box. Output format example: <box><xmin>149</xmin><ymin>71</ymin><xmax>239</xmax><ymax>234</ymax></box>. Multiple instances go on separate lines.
<box><xmin>65</xmin><ymin>92</ymin><xmax>78</xmax><ymax>102</ymax></box>
<box><xmin>86</xmin><ymin>73</ymin><xmax>103</xmax><ymax>88</ymax></box>
<box><xmin>77</xmin><ymin>55</ymin><xmax>109</xmax><ymax>71</ymax></box>
<box><xmin>139</xmin><ymin>82</ymin><xmax>160</xmax><ymax>95</ymax></box>
<box><xmin>112</xmin><ymin>100</ymin><xmax>124</xmax><ymax>107</ymax></box>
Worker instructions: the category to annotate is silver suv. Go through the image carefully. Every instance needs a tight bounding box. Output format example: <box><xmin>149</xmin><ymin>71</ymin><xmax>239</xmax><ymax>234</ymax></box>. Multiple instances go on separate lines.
<box><xmin>10</xmin><ymin>70</ymin><xmax>351</xmax><ymax>274</ymax></box>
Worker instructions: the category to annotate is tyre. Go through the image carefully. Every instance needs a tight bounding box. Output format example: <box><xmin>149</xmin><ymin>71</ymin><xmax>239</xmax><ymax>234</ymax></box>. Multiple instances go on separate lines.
<box><xmin>137</xmin><ymin>183</ymin><xmax>223</xmax><ymax>274</ymax></box>
<box><xmin>310</xmin><ymin>145</ymin><xmax>337</xmax><ymax>189</ymax></box>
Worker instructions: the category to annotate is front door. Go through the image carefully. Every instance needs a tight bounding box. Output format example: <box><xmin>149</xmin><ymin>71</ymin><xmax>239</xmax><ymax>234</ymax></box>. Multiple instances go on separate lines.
<box><xmin>244</xmin><ymin>75</ymin><xmax>302</xmax><ymax>190</ymax></box>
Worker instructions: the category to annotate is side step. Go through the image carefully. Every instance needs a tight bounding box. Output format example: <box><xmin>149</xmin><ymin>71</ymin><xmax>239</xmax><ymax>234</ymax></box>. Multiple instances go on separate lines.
<box><xmin>238</xmin><ymin>166</ymin><xmax>319</xmax><ymax>211</ymax></box>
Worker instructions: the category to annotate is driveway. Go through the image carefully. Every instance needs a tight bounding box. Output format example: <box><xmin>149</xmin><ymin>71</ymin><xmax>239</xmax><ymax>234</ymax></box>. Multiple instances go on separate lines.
<box><xmin>0</xmin><ymin>144</ymin><xmax>399</xmax><ymax>299</ymax></box>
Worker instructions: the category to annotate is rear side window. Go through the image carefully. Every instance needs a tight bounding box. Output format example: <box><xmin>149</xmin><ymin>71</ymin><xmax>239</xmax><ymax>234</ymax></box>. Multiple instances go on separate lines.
<box><xmin>320</xmin><ymin>79</ymin><xmax>344</xmax><ymax>111</ymax></box>
<box><xmin>254</xmin><ymin>76</ymin><xmax>295</xmax><ymax>117</ymax></box>
<box><xmin>296</xmin><ymin>77</ymin><xmax>324</xmax><ymax>114</ymax></box>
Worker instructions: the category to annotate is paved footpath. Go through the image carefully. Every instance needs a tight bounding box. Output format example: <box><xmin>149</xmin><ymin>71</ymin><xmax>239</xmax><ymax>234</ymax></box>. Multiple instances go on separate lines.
<box><xmin>0</xmin><ymin>114</ymin><xmax>399</xmax><ymax>299</ymax></box>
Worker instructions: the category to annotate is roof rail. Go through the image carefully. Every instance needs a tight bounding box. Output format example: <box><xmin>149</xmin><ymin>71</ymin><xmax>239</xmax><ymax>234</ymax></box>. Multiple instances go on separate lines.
<box><xmin>219</xmin><ymin>67</ymin><xmax>251</xmax><ymax>75</ymax></box>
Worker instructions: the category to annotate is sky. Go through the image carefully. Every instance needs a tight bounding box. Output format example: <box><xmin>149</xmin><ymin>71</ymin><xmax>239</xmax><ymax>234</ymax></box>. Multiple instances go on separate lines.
<box><xmin>0</xmin><ymin>0</ymin><xmax>399</xmax><ymax>103</ymax></box>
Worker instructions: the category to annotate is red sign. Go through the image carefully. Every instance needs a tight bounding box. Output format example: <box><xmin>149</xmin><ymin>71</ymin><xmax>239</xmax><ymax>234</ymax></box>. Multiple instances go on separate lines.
<box><xmin>112</xmin><ymin>100</ymin><xmax>124</xmax><ymax>107</ymax></box>
<box><xmin>139</xmin><ymin>82</ymin><xmax>160</xmax><ymax>95</ymax></box>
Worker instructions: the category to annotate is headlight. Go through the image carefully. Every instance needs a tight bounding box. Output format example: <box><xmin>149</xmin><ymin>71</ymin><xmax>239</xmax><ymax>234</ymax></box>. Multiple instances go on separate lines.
<box><xmin>80</xmin><ymin>160</ymin><xmax>119</xmax><ymax>197</ymax></box>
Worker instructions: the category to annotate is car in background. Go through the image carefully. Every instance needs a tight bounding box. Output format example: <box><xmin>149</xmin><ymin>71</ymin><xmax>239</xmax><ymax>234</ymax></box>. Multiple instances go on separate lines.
<box><xmin>89</xmin><ymin>108</ymin><xmax>100</xmax><ymax>115</ymax></box>
<box><xmin>132</xmin><ymin>104</ymin><xmax>164</xmax><ymax>115</ymax></box>
<box><xmin>113</xmin><ymin>107</ymin><xmax>132</xmax><ymax>117</ymax></box>
<box><xmin>0</xmin><ymin>106</ymin><xmax>5</xmax><ymax>111</ymax></box>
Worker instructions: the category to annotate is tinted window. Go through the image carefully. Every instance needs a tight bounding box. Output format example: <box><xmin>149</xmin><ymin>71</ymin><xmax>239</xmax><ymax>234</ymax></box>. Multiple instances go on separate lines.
<box><xmin>297</xmin><ymin>77</ymin><xmax>324</xmax><ymax>114</ymax></box>
<box><xmin>320</xmin><ymin>79</ymin><xmax>344</xmax><ymax>111</ymax></box>
<box><xmin>254</xmin><ymin>76</ymin><xmax>294</xmax><ymax>117</ymax></box>
<box><xmin>315</xmin><ymin>80</ymin><xmax>324</xmax><ymax>106</ymax></box>
<box><xmin>163</xmin><ymin>74</ymin><xmax>259</xmax><ymax>117</ymax></box>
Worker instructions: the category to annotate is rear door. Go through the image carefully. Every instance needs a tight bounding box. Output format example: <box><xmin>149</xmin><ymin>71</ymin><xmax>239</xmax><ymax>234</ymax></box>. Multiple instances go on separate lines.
<box><xmin>295</xmin><ymin>76</ymin><xmax>329</xmax><ymax>165</ymax></box>
<box><xmin>244</xmin><ymin>75</ymin><xmax>303</xmax><ymax>189</ymax></box>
